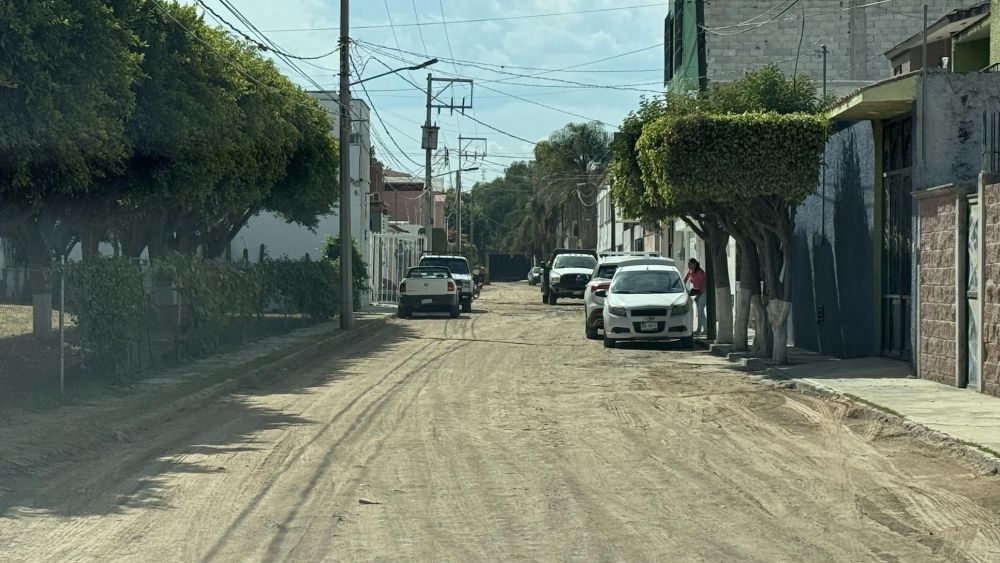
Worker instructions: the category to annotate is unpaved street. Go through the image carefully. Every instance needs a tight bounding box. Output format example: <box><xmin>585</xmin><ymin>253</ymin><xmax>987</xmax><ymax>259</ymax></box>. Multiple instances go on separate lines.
<box><xmin>3</xmin><ymin>283</ymin><xmax>1000</xmax><ymax>562</ymax></box>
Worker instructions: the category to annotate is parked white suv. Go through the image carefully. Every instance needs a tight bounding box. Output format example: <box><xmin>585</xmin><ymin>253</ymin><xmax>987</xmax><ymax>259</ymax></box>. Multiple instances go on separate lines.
<box><xmin>583</xmin><ymin>252</ymin><xmax>669</xmax><ymax>340</ymax></box>
<box><xmin>598</xmin><ymin>262</ymin><xmax>693</xmax><ymax>349</ymax></box>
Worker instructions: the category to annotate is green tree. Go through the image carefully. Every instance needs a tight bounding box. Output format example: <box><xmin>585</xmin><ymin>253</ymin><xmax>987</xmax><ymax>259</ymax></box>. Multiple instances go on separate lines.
<box><xmin>0</xmin><ymin>0</ymin><xmax>140</xmax><ymax>338</ymax></box>
<box><xmin>534</xmin><ymin>122</ymin><xmax>611</xmax><ymax>249</ymax></box>
<box><xmin>636</xmin><ymin>74</ymin><xmax>829</xmax><ymax>363</ymax></box>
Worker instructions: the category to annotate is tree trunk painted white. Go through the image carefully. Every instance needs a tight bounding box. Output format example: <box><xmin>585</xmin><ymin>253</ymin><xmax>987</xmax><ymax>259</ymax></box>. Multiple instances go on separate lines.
<box><xmin>768</xmin><ymin>299</ymin><xmax>792</xmax><ymax>364</ymax></box>
<box><xmin>714</xmin><ymin>287</ymin><xmax>733</xmax><ymax>344</ymax></box>
<box><xmin>734</xmin><ymin>287</ymin><xmax>751</xmax><ymax>351</ymax></box>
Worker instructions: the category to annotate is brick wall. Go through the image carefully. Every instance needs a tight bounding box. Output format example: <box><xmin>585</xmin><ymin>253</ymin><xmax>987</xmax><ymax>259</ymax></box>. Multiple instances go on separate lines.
<box><xmin>983</xmin><ymin>184</ymin><xmax>1000</xmax><ymax>395</ymax></box>
<box><xmin>918</xmin><ymin>192</ymin><xmax>957</xmax><ymax>386</ymax></box>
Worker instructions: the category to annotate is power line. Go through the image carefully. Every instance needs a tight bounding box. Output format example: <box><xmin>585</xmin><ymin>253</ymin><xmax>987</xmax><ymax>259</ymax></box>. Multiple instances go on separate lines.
<box><xmin>215</xmin><ymin>0</ymin><xmax>343</xmax><ymax>110</ymax></box>
<box><xmin>152</xmin><ymin>1</ymin><xmax>321</xmax><ymax>112</ymax></box>
<box><xmin>355</xmin><ymin>43</ymin><xmax>619</xmax><ymax>125</ymax></box>
<box><xmin>410</xmin><ymin>0</ymin><xmax>430</xmax><ymax>55</ymax></box>
<box><xmin>263</xmin><ymin>3</ymin><xmax>666</xmax><ymax>33</ymax></box>
<box><xmin>350</xmin><ymin>54</ymin><xmax>426</xmax><ymax>170</ymax></box>
<box><xmin>701</xmin><ymin>0</ymin><xmax>801</xmax><ymax>36</ymax></box>
<box><xmin>354</xmin><ymin>39</ymin><xmax>664</xmax><ymax>92</ymax></box>
<box><xmin>194</xmin><ymin>0</ymin><xmax>338</xmax><ymax>60</ymax></box>
<box><xmin>702</xmin><ymin>0</ymin><xmax>897</xmax><ymax>34</ymax></box>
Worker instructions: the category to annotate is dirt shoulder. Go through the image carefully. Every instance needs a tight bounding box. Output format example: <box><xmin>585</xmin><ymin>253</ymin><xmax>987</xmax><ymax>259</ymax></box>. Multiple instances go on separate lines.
<box><xmin>0</xmin><ymin>313</ymin><xmax>391</xmax><ymax>478</ymax></box>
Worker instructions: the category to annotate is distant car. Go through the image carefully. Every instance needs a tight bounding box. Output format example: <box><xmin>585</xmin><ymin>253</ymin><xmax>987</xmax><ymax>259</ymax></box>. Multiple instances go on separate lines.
<box><xmin>419</xmin><ymin>254</ymin><xmax>473</xmax><ymax>312</ymax></box>
<box><xmin>541</xmin><ymin>249</ymin><xmax>598</xmax><ymax>305</ymax></box>
<box><xmin>599</xmin><ymin>262</ymin><xmax>693</xmax><ymax>349</ymax></box>
<box><xmin>527</xmin><ymin>266</ymin><xmax>542</xmax><ymax>285</ymax></box>
<box><xmin>583</xmin><ymin>252</ymin><xmax>670</xmax><ymax>340</ymax></box>
<box><xmin>397</xmin><ymin>266</ymin><xmax>460</xmax><ymax>318</ymax></box>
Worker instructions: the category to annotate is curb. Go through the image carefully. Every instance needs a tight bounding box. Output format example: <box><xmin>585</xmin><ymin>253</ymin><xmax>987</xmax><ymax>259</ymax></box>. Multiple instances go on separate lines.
<box><xmin>2</xmin><ymin>314</ymin><xmax>393</xmax><ymax>477</ymax></box>
<box><xmin>753</xmin><ymin>374</ymin><xmax>1000</xmax><ymax>475</ymax></box>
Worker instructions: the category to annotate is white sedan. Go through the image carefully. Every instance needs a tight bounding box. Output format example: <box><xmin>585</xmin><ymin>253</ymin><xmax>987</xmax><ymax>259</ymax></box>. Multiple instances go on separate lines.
<box><xmin>583</xmin><ymin>253</ymin><xmax>671</xmax><ymax>340</ymax></box>
<box><xmin>597</xmin><ymin>263</ymin><xmax>693</xmax><ymax>349</ymax></box>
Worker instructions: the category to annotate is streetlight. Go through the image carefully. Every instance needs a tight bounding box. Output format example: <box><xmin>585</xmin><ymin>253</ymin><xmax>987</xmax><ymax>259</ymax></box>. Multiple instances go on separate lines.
<box><xmin>350</xmin><ymin>58</ymin><xmax>438</xmax><ymax>86</ymax></box>
<box><xmin>337</xmin><ymin>8</ymin><xmax>436</xmax><ymax>330</ymax></box>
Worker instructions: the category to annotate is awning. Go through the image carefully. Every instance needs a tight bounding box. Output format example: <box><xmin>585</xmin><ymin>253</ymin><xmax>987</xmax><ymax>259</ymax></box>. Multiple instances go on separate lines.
<box><xmin>826</xmin><ymin>74</ymin><xmax>918</xmax><ymax>121</ymax></box>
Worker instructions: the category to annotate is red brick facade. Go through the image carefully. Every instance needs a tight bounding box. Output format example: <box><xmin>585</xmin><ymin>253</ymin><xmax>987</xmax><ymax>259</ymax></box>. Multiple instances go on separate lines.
<box><xmin>918</xmin><ymin>191</ymin><xmax>957</xmax><ymax>386</ymax></box>
<box><xmin>983</xmin><ymin>184</ymin><xmax>1000</xmax><ymax>396</ymax></box>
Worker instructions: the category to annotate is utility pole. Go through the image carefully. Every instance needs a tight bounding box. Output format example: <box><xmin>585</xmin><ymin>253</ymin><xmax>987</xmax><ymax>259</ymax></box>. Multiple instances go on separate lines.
<box><xmin>338</xmin><ymin>0</ymin><xmax>352</xmax><ymax>329</ymax></box>
<box><xmin>423</xmin><ymin>73</ymin><xmax>435</xmax><ymax>249</ymax></box>
<box><xmin>423</xmin><ymin>78</ymin><xmax>474</xmax><ymax>250</ymax></box>
<box><xmin>456</xmin><ymin>167</ymin><xmax>463</xmax><ymax>253</ymax></box>
<box><xmin>457</xmin><ymin>136</ymin><xmax>486</xmax><ymax>255</ymax></box>
<box><xmin>820</xmin><ymin>43</ymin><xmax>828</xmax><ymax>243</ymax></box>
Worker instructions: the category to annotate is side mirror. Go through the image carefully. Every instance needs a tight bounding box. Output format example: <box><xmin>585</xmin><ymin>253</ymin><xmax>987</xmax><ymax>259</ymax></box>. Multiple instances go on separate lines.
<box><xmin>594</xmin><ymin>289</ymin><xmax>607</xmax><ymax>298</ymax></box>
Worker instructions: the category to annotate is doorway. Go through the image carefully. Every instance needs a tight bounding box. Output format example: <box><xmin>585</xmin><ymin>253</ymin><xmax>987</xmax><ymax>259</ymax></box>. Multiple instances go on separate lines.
<box><xmin>880</xmin><ymin>118</ymin><xmax>913</xmax><ymax>360</ymax></box>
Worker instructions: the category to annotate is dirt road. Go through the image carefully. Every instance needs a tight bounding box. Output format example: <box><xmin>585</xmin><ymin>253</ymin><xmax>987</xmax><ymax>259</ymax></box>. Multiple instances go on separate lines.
<box><xmin>3</xmin><ymin>282</ymin><xmax>1000</xmax><ymax>562</ymax></box>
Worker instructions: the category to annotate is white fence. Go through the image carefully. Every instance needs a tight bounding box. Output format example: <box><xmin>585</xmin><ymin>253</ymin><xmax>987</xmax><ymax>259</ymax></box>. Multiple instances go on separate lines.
<box><xmin>367</xmin><ymin>233</ymin><xmax>425</xmax><ymax>304</ymax></box>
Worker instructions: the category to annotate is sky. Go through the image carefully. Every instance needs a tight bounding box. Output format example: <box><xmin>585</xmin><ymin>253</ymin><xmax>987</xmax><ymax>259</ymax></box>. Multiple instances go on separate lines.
<box><xmin>184</xmin><ymin>1</ymin><xmax>667</xmax><ymax>186</ymax></box>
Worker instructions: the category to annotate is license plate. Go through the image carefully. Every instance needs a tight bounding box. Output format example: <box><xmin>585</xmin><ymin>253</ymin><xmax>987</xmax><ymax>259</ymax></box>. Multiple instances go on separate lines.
<box><xmin>421</xmin><ymin>298</ymin><xmax>433</xmax><ymax>305</ymax></box>
<box><xmin>641</xmin><ymin>322</ymin><xmax>658</xmax><ymax>331</ymax></box>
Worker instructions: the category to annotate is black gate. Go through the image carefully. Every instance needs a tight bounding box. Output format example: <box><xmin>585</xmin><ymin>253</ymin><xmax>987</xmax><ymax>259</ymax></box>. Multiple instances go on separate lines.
<box><xmin>881</xmin><ymin>118</ymin><xmax>913</xmax><ymax>360</ymax></box>
<box><xmin>488</xmin><ymin>254</ymin><xmax>531</xmax><ymax>282</ymax></box>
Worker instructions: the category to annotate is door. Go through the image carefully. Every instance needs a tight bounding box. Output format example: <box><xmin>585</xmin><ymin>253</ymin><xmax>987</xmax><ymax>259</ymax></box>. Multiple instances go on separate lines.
<box><xmin>967</xmin><ymin>196</ymin><xmax>981</xmax><ymax>389</ymax></box>
<box><xmin>881</xmin><ymin>118</ymin><xmax>913</xmax><ymax>360</ymax></box>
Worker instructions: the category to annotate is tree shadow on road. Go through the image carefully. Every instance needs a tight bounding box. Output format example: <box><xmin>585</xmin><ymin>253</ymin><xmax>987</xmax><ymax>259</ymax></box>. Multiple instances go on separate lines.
<box><xmin>0</xmin><ymin>321</ymin><xmax>418</xmax><ymax>520</ymax></box>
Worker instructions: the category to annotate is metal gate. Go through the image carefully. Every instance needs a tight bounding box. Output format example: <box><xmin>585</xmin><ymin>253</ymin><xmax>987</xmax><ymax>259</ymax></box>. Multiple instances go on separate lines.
<box><xmin>367</xmin><ymin>233</ymin><xmax>425</xmax><ymax>305</ymax></box>
<box><xmin>881</xmin><ymin>118</ymin><xmax>913</xmax><ymax>360</ymax></box>
<box><xmin>967</xmin><ymin>196</ymin><xmax>981</xmax><ymax>389</ymax></box>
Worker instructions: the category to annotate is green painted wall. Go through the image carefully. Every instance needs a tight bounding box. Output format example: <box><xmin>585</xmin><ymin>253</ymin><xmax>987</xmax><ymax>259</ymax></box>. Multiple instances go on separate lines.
<box><xmin>666</xmin><ymin>0</ymin><xmax>703</xmax><ymax>93</ymax></box>
<box><xmin>955</xmin><ymin>38</ymin><xmax>990</xmax><ymax>72</ymax></box>
<box><xmin>992</xmin><ymin>0</ymin><xmax>1000</xmax><ymax>65</ymax></box>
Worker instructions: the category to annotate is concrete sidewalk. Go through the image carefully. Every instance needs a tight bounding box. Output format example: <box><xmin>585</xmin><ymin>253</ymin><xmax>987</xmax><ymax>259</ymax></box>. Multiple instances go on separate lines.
<box><xmin>767</xmin><ymin>357</ymin><xmax>1000</xmax><ymax>459</ymax></box>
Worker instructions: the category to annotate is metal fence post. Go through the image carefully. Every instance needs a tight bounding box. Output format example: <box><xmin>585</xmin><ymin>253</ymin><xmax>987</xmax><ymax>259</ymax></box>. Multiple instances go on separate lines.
<box><xmin>59</xmin><ymin>257</ymin><xmax>65</xmax><ymax>396</ymax></box>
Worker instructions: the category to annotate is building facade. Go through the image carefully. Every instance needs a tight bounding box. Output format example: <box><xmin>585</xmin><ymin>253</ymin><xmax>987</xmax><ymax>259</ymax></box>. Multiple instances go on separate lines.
<box><xmin>232</xmin><ymin>97</ymin><xmax>372</xmax><ymax>262</ymax></box>
<box><xmin>666</xmin><ymin>0</ymin><xmax>959</xmax><ymax>96</ymax></box>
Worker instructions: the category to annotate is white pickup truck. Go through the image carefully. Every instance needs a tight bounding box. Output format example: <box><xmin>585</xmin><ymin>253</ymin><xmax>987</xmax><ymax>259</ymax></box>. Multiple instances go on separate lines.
<box><xmin>398</xmin><ymin>266</ymin><xmax>460</xmax><ymax>318</ymax></box>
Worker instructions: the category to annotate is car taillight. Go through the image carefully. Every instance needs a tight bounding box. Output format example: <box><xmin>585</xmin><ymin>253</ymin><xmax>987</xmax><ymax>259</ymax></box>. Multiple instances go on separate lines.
<box><xmin>591</xmin><ymin>282</ymin><xmax>610</xmax><ymax>291</ymax></box>
<box><xmin>447</xmin><ymin>281</ymin><xmax>455</xmax><ymax>292</ymax></box>
<box><xmin>399</xmin><ymin>282</ymin><xmax>406</xmax><ymax>293</ymax></box>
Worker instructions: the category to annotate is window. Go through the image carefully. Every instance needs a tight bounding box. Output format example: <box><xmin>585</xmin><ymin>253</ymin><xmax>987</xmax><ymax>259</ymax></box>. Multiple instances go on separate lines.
<box><xmin>553</xmin><ymin>255</ymin><xmax>597</xmax><ymax>269</ymax></box>
<box><xmin>664</xmin><ymin>15</ymin><xmax>674</xmax><ymax>82</ymax></box>
<box><xmin>673</xmin><ymin>0</ymin><xmax>684</xmax><ymax>75</ymax></box>
<box><xmin>612</xmin><ymin>270</ymin><xmax>685</xmax><ymax>294</ymax></box>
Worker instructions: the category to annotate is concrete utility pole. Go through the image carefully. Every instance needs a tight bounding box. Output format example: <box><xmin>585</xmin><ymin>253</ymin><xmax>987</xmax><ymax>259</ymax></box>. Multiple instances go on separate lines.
<box><xmin>423</xmin><ymin>78</ymin><xmax>474</xmax><ymax>250</ymax></box>
<box><xmin>424</xmin><ymin>73</ymin><xmax>434</xmax><ymax>248</ymax></box>
<box><xmin>338</xmin><ymin>0</ymin><xmax>352</xmax><ymax>329</ymax></box>
<box><xmin>457</xmin><ymin>136</ymin><xmax>486</xmax><ymax>255</ymax></box>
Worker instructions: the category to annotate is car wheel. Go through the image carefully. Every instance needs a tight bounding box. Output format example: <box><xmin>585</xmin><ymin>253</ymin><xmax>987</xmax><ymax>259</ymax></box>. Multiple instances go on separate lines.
<box><xmin>398</xmin><ymin>307</ymin><xmax>410</xmax><ymax>319</ymax></box>
<box><xmin>547</xmin><ymin>292</ymin><xmax>558</xmax><ymax>305</ymax></box>
<box><xmin>585</xmin><ymin>321</ymin><xmax>600</xmax><ymax>340</ymax></box>
<box><xmin>603</xmin><ymin>335</ymin><xmax>615</xmax><ymax>348</ymax></box>
<box><xmin>461</xmin><ymin>300</ymin><xmax>472</xmax><ymax>313</ymax></box>
<box><xmin>680</xmin><ymin>336</ymin><xmax>694</xmax><ymax>349</ymax></box>
<box><xmin>541</xmin><ymin>292</ymin><xmax>548</xmax><ymax>304</ymax></box>
<box><xmin>450</xmin><ymin>306</ymin><xmax>460</xmax><ymax>318</ymax></box>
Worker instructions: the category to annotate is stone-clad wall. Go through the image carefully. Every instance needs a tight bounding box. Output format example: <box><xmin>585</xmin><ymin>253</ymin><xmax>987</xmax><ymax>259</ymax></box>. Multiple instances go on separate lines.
<box><xmin>917</xmin><ymin>191</ymin><xmax>957</xmax><ymax>386</ymax></box>
<box><xmin>983</xmin><ymin>184</ymin><xmax>1000</xmax><ymax>396</ymax></box>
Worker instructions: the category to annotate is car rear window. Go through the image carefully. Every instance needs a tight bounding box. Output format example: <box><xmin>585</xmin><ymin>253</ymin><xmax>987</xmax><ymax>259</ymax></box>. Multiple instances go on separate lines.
<box><xmin>595</xmin><ymin>264</ymin><xmax>618</xmax><ymax>279</ymax></box>
<box><xmin>421</xmin><ymin>258</ymin><xmax>470</xmax><ymax>275</ymax></box>
<box><xmin>408</xmin><ymin>267</ymin><xmax>450</xmax><ymax>279</ymax></box>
